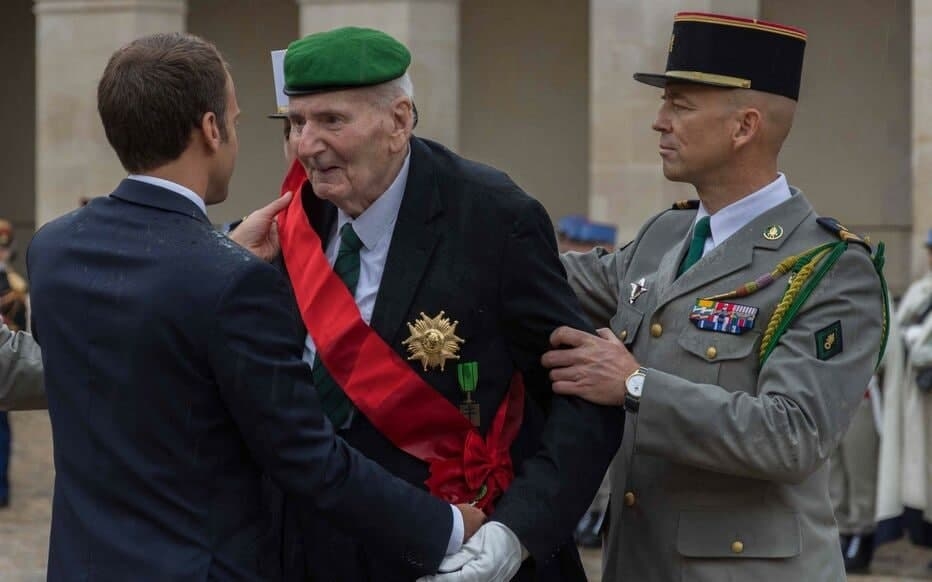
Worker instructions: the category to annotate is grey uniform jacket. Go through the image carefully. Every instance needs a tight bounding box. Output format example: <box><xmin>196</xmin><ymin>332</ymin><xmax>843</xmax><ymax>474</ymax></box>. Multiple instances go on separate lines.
<box><xmin>562</xmin><ymin>190</ymin><xmax>884</xmax><ymax>582</ymax></box>
<box><xmin>0</xmin><ymin>322</ymin><xmax>45</xmax><ymax>410</ymax></box>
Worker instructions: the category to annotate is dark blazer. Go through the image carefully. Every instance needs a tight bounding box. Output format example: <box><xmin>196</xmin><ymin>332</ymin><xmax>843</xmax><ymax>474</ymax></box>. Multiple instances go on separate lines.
<box><xmin>27</xmin><ymin>179</ymin><xmax>453</xmax><ymax>582</ymax></box>
<box><xmin>280</xmin><ymin>138</ymin><xmax>624</xmax><ymax>581</ymax></box>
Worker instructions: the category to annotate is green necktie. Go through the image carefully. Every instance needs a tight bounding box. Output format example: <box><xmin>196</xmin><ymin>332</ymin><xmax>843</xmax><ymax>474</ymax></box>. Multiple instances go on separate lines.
<box><xmin>677</xmin><ymin>216</ymin><xmax>712</xmax><ymax>276</ymax></box>
<box><xmin>312</xmin><ymin>223</ymin><xmax>363</xmax><ymax>427</ymax></box>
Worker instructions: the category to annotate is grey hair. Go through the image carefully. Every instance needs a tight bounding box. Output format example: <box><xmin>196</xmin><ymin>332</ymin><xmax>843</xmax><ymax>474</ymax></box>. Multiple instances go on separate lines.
<box><xmin>369</xmin><ymin>72</ymin><xmax>414</xmax><ymax>108</ymax></box>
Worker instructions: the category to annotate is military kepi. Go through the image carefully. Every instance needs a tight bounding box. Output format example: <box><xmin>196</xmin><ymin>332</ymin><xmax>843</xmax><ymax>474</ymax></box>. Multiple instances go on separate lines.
<box><xmin>284</xmin><ymin>27</ymin><xmax>410</xmax><ymax>95</ymax></box>
<box><xmin>634</xmin><ymin>12</ymin><xmax>807</xmax><ymax>100</ymax></box>
<box><xmin>268</xmin><ymin>49</ymin><xmax>288</xmax><ymax>118</ymax></box>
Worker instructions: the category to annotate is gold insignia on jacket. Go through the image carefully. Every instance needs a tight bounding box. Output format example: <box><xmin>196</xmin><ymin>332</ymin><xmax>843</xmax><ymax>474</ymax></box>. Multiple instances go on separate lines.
<box><xmin>763</xmin><ymin>225</ymin><xmax>784</xmax><ymax>240</ymax></box>
<box><xmin>403</xmin><ymin>311</ymin><xmax>464</xmax><ymax>371</ymax></box>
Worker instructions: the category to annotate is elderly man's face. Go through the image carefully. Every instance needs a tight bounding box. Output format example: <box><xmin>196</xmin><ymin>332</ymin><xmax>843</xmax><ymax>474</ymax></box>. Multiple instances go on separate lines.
<box><xmin>289</xmin><ymin>88</ymin><xmax>400</xmax><ymax>210</ymax></box>
<box><xmin>652</xmin><ymin>83</ymin><xmax>739</xmax><ymax>188</ymax></box>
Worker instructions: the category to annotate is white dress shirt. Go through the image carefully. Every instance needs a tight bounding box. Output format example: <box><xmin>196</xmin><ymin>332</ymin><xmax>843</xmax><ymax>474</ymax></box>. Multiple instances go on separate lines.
<box><xmin>693</xmin><ymin>172</ymin><xmax>792</xmax><ymax>255</ymax></box>
<box><xmin>298</xmin><ymin>152</ymin><xmax>465</xmax><ymax>555</ymax></box>
<box><xmin>126</xmin><ymin>174</ymin><xmax>207</xmax><ymax>216</ymax></box>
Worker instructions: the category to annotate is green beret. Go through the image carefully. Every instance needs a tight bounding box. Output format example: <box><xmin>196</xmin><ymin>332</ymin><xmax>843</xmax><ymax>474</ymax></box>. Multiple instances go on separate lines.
<box><xmin>284</xmin><ymin>27</ymin><xmax>411</xmax><ymax>96</ymax></box>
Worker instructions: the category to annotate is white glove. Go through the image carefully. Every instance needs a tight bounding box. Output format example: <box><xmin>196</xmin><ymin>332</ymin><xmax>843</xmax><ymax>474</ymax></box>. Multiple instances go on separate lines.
<box><xmin>417</xmin><ymin>521</ymin><xmax>524</xmax><ymax>582</ymax></box>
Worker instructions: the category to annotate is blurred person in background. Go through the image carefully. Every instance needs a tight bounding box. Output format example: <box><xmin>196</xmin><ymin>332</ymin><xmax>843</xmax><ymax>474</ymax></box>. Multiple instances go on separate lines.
<box><xmin>0</xmin><ymin>218</ymin><xmax>28</xmax><ymax>507</ymax></box>
<box><xmin>829</xmin><ymin>371</ymin><xmax>881</xmax><ymax>573</ymax></box>
<box><xmin>876</xmin><ymin>228</ymin><xmax>932</xmax><ymax>564</ymax></box>
<box><xmin>0</xmin><ymin>319</ymin><xmax>44</xmax><ymax>412</ymax></box>
<box><xmin>268</xmin><ymin>48</ymin><xmax>297</xmax><ymax>167</ymax></box>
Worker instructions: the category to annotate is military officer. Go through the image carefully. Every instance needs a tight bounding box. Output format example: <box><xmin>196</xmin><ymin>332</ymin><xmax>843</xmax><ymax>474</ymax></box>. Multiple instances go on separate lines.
<box><xmin>541</xmin><ymin>12</ymin><xmax>888</xmax><ymax>581</ymax></box>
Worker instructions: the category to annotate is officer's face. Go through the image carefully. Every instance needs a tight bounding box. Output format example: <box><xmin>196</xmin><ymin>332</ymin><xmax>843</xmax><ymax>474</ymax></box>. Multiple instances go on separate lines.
<box><xmin>290</xmin><ymin>88</ymin><xmax>410</xmax><ymax>214</ymax></box>
<box><xmin>652</xmin><ymin>84</ymin><xmax>739</xmax><ymax>188</ymax></box>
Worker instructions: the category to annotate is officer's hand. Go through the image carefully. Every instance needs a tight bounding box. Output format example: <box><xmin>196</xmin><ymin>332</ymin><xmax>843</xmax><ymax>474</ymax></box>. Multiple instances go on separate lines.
<box><xmin>455</xmin><ymin>503</ymin><xmax>487</xmax><ymax>542</ymax></box>
<box><xmin>541</xmin><ymin>326</ymin><xmax>639</xmax><ymax>406</ymax></box>
<box><xmin>228</xmin><ymin>192</ymin><xmax>292</xmax><ymax>262</ymax></box>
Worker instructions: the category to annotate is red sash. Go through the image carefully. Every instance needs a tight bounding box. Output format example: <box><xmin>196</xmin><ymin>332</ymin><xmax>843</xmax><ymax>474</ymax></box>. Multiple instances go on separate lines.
<box><xmin>277</xmin><ymin>160</ymin><xmax>524</xmax><ymax>511</ymax></box>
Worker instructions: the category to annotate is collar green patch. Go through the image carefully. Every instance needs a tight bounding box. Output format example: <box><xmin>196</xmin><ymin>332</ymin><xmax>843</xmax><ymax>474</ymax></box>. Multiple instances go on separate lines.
<box><xmin>815</xmin><ymin>320</ymin><xmax>843</xmax><ymax>361</ymax></box>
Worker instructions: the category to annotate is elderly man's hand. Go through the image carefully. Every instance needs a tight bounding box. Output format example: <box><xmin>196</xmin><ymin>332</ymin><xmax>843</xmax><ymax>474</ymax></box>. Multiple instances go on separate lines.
<box><xmin>541</xmin><ymin>326</ymin><xmax>639</xmax><ymax>406</ymax></box>
<box><xmin>228</xmin><ymin>192</ymin><xmax>292</xmax><ymax>262</ymax></box>
<box><xmin>416</xmin><ymin>522</ymin><xmax>524</xmax><ymax>582</ymax></box>
<box><xmin>455</xmin><ymin>503</ymin><xmax>487</xmax><ymax>542</ymax></box>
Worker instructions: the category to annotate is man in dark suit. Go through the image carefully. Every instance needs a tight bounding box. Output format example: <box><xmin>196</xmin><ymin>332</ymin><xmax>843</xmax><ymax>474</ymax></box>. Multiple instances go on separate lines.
<box><xmin>26</xmin><ymin>32</ymin><xmax>484</xmax><ymax>581</ymax></box>
<box><xmin>271</xmin><ymin>28</ymin><xmax>623</xmax><ymax>581</ymax></box>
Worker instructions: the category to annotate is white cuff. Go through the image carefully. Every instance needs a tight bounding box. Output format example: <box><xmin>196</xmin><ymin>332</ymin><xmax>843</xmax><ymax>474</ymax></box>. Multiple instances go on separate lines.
<box><xmin>446</xmin><ymin>504</ymin><xmax>464</xmax><ymax>555</ymax></box>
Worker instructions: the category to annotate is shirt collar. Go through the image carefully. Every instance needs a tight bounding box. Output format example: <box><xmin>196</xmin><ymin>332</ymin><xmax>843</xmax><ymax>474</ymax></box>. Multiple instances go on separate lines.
<box><xmin>336</xmin><ymin>150</ymin><xmax>411</xmax><ymax>251</ymax></box>
<box><xmin>126</xmin><ymin>175</ymin><xmax>208</xmax><ymax>216</ymax></box>
<box><xmin>696</xmin><ymin>173</ymin><xmax>792</xmax><ymax>248</ymax></box>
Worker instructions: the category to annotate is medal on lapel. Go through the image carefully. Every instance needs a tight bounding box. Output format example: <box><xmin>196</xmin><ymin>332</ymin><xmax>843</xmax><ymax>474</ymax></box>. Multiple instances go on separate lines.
<box><xmin>403</xmin><ymin>311</ymin><xmax>465</xmax><ymax>371</ymax></box>
<box><xmin>689</xmin><ymin>299</ymin><xmax>758</xmax><ymax>335</ymax></box>
<box><xmin>629</xmin><ymin>277</ymin><xmax>648</xmax><ymax>304</ymax></box>
<box><xmin>457</xmin><ymin>361</ymin><xmax>481</xmax><ymax>427</ymax></box>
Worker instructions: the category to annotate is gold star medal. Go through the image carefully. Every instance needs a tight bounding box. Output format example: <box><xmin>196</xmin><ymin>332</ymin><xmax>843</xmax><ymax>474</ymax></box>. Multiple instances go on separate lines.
<box><xmin>402</xmin><ymin>311</ymin><xmax>464</xmax><ymax>372</ymax></box>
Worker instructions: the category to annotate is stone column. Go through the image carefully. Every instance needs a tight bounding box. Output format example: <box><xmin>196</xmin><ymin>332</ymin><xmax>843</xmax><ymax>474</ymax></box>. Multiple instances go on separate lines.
<box><xmin>34</xmin><ymin>0</ymin><xmax>186</xmax><ymax>227</ymax></box>
<box><xmin>296</xmin><ymin>0</ymin><xmax>460</xmax><ymax>149</ymax></box>
<box><xmin>914</xmin><ymin>0</ymin><xmax>932</xmax><ymax>280</ymax></box>
<box><xmin>588</xmin><ymin>0</ymin><xmax>758</xmax><ymax>245</ymax></box>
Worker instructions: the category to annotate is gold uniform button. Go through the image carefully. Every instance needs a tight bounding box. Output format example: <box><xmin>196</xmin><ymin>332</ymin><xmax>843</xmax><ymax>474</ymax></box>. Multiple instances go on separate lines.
<box><xmin>618</xmin><ymin>329</ymin><xmax>628</xmax><ymax>341</ymax></box>
<box><xmin>706</xmin><ymin>346</ymin><xmax>717</xmax><ymax>360</ymax></box>
<box><xmin>623</xmin><ymin>492</ymin><xmax>636</xmax><ymax>506</ymax></box>
<box><xmin>731</xmin><ymin>541</ymin><xmax>744</xmax><ymax>554</ymax></box>
<box><xmin>650</xmin><ymin>323</ymin><xmax>663</xmax><ymax>338</ymax></box>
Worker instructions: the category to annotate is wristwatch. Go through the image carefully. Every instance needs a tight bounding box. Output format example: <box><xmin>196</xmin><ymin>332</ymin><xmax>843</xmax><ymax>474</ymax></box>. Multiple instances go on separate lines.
<box><xmin>624</xmin><ymin>367</ymin><xmax>648</xmax><ymax>412</ymax></box>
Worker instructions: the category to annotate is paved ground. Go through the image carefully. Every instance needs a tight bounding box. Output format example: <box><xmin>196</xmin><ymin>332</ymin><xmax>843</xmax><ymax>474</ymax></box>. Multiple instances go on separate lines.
<box><xmin>2</xmin><ymin>410</ymin><xmax>932</xmax><ymax>581</ymax></box>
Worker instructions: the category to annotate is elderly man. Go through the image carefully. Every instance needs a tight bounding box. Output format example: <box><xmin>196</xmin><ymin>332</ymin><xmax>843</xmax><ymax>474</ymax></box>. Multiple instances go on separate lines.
<box><xmin>269</xmin><ymin>27</ymin><xmax>622</xmax><ymax>582</ymax></box>
<box><xmin>536</xmin><ymin>12</ymin><xmax>888</xmax><ymax>582</ymax></box>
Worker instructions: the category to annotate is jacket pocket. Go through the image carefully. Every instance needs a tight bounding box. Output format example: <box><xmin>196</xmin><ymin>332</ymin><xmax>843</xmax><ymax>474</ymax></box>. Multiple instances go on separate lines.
<box><xmin>676</xmin><ymin>509</ymin><xmax>801</xmax><ymax>558</ymax></box>
<box><xmin>677</xmin><ymin>327</ymin><xmax>760</xmax><ymax>387</ymax></box>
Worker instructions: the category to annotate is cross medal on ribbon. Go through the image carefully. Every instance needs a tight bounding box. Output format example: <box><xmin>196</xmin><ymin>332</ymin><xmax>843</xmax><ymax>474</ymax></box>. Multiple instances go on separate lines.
<box><xmin>457</xmin><ymin>362</ymin><xmax>481</xmax><ymax>428</ymax></box>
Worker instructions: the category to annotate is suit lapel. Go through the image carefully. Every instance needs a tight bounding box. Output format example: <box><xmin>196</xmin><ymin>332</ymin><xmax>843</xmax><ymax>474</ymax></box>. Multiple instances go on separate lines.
<box><xmin>654</xmin><ymin>191</ymin><xmax>814</xmax><ymax>312</ymax></box>
<box><xmin>369</xmin><ymin>138</ymin><xmax>443</xmax><ymax>344</ymax></box>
